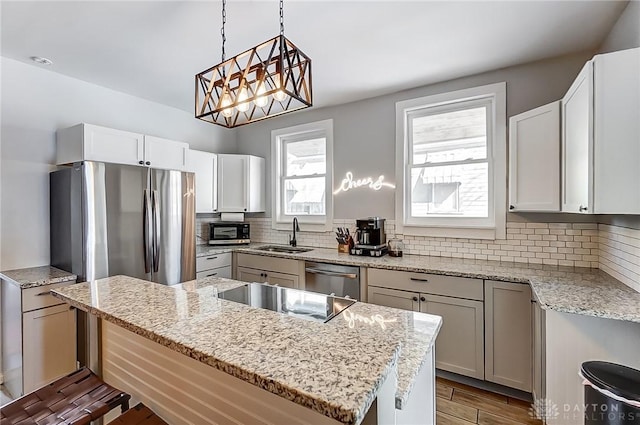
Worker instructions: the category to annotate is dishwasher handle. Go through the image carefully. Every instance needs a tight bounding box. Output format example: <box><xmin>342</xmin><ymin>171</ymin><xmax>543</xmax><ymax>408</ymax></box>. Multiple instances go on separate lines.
<box><xmin>305</xmin><ymin>267</ymin><xmax>358</xmax><ymax>279</ymax></box>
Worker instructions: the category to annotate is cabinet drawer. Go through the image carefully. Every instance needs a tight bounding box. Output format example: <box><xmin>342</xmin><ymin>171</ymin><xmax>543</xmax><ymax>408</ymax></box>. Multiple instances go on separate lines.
<box><xmin>367</xmin><ymin>268</ymin><xmax>483</xmax><ymax>301</ymax></box>
<box><xmin>22</xmin><ymin>280</ymin><xmax>77</xmax><ymax>312</ymax></box>
<box><xmin>236</xmin><ymin>253</ymin><xmax>299</xmax><ymax>275</ymax></box>
<box><xmin>196</xmin><ymin>253</ymin><xmax>232</xmax><ymax>272</ymax></box>
<box><xmin>196</xmin><ymin>266</ymin><xmax>231</xmax><ymax>280</ymax></box>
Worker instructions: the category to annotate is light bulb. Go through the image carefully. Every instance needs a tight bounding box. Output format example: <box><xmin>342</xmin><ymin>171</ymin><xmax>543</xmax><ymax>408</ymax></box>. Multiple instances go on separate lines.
<box><xmin>220</xmin><ymin>93</ymin><xmax>234</xmax><ymax>118</ymax></box>
<box><xmin>254</xmin><ymin>82</ymin><xmax>268</xmax><ymax>107</ymax></box>
<box><xmin>273</xmin><ymin>76</ymin><xmax>288</xmax><ymax>102</ymax></box>
<box><xmin>236</xmin><ymin>87</ymin><xmax>250</xmax><ymax>112</ymax></box>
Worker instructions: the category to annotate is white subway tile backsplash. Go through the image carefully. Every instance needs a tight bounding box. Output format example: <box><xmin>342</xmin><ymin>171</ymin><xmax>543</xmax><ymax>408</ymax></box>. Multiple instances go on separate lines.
<box><xmin>245</xmin><ymin>218</ymin><xmax>609</xmax><ymax>269</ymax></box>
<box><xmin>599</xmin><ymin>224</ymin><xmax>640</xmax><ymax>292</ymax></box>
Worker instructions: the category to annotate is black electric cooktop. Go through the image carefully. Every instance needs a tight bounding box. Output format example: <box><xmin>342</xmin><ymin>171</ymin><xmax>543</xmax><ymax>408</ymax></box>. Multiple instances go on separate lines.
<box><xmin>218</xmin><ymin>282</ymin><xmax>355</xmax><ymax>323</ymax></box>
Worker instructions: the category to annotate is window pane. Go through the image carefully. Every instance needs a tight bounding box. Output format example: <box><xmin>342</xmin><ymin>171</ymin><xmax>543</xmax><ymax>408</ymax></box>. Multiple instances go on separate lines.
<box><xmin>410</xmin><ymin>163</ymin><xmax>488</xmax><ymax>217</ymax></box>
<box><xmin>284</xmin><ymin>177</ymin><xmax>325</xmax><ymax>215</ymax></box>
<box><xmin>285</xmin><ymin>138</ymin><xmax>326</xmax><ymax>176</ymax></box>
<box><xmin>411</xmin><ymin>106</ymin><xmax>487</xmax><ymax>164</ymax></box>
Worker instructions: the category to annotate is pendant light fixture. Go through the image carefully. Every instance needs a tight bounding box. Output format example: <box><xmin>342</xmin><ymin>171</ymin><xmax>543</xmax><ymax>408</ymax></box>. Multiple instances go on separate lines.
<box><xmin>195</xmin><ymin>0</ymin><xmax>312</xmax><ymax>128</ymax></box>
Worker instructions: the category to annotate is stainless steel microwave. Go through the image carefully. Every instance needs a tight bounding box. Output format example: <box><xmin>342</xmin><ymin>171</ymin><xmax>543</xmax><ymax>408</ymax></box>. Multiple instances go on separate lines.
<box><xmin>209</xmin><ymin>222</ymin><xmax>250</xmax><ymax>245</ymax></box>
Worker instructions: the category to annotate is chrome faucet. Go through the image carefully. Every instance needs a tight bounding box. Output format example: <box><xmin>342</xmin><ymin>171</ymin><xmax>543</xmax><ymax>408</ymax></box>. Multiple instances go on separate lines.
<box><xmin>289</xmin><ymin>217</ymin><xmax>300</xmax><ymax>247</ymax></box>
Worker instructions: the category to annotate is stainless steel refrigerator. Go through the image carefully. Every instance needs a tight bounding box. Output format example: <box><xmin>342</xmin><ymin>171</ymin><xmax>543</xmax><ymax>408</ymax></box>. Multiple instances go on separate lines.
<box><xmin>50</xmin><ymin>161</ymin><xmax>196</xmax><ymax>285</ymax></box>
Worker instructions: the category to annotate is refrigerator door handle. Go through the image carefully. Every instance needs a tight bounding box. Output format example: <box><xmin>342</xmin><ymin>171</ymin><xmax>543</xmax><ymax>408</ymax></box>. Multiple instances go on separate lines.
<box><xmin>152</xmin><ymin>190</ymin><xmax>160</xmax><ymax>273</ymax></box>
<box><xmin>143</xmin><ymin>189</ymin><xmax>152</xmax><ymax>274</ymax></box>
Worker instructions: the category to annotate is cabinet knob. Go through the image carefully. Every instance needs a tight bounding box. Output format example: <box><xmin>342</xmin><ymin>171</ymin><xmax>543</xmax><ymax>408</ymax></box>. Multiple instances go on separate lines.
<box><xmin>579</xmin><ymin>205</ymin><xmax>588</xmax><ymax>212</ymax></box>
<box><xmin>138</xmin><ymin>160</ymin><xmax>144</xmax><ymax>165</ymax></box>
<box><xmin>244</xmin><ymin>208</ymin><xmax>247</xmax><ymax>211</ymax></box>
<box><xmin>420</xmin><ymin>296</ymin><xmax>426</xmax><ymax>302</ymax></box>
<box><xmin>509</xmin><ymin>205</ymin><xmax>515</xmax><ymax>210</ymax></box>
<box><xmin>412</xmin><ymin>296</ymin><xmax>419</xmax><ymax>302</ymax></box>
<box><xmin>145</xmin><ymin>161</ymin><xmax>151</xmax><ymax>166</ymax></box>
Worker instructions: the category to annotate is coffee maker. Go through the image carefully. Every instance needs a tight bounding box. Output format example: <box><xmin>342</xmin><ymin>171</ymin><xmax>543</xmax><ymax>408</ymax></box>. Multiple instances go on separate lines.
<box><xmin>351</xmin><ymin>217</ymin><xmax>387</xmax><ymax>257</ymax></box>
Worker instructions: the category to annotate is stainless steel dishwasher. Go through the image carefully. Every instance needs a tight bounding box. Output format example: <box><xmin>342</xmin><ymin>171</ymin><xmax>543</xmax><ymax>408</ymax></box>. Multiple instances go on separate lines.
<box><xmin>304</xmin><ymin>262</ymin><xmax>360</xmax><ymax>300</ymax></box>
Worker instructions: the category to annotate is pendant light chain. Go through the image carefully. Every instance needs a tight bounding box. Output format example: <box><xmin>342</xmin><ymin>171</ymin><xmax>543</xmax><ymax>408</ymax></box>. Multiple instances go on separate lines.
<box><xmin>279</xmin><ymin>0</ymin><xmax>284</xmax><ymax>36</ymax></box>
<box><xmin>221</xmin><ymin>0</ymin><xmax>227</xmax><ymax>63</ymax></box>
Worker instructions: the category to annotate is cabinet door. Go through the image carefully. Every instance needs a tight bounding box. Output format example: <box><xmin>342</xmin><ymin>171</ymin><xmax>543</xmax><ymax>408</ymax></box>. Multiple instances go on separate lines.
<box><xmin>265</xmin><ymin>271</ymin><xmax>299</xmax><ymax>289</ymax></box>
<box><xmin>217</xmin><ymin>154</ymin><xmax>248</xmax><ymax>212</ymax></box>
<box><xmin>236</xmin><ymin>266</ymin><xmax>267</xmax><ymax>283</ymax></box>
<box><xmin>593</xmin><ymin>48</ymin><xmax>640</xmax><ymax>214</ymax></box>
<box><xmin>421</xmin><ymin>294</ymin><xmax>484</xmax><ymax>379</ymax></box>
<box><xmin>83</xmin><ymin>124</ymin><xmax>145</xmax><ymax>166</ymax></box>
<box><xmin>144</xmin><ymin>135</ymin><xmax>189</xmax><ymax>171</ymax></box>
<box><xmin>485</xmin><ymin>281</ymin><xmax>533</xmax><ymax>392</ymax></box>
<box><xmin>187</xmin><ymin>150</ymin><xmax>217</xmax><ymax>213</ymax></box>
<box><xmin>509</xmin><ymin>101</ymin><xmax>560</xmax><ymax>212</ymax></box>
<box><xmin>247</xmin><ymin>155</ymin><xmax>266</xmax><ymax>212</ymax></box>
<box><xmin>562</xmin><ymin>61</ymin><xmax>593</xmax><ymax>214</ymax></box>
<box><xmin>23</xmin><ymin>304</ymin><xmax>76</xmax><ymax>393</ymax></box>
<box><xmin>367</xmin><ymin>286</ymin><xmax>419</xmax><ymax>311</ymax></box>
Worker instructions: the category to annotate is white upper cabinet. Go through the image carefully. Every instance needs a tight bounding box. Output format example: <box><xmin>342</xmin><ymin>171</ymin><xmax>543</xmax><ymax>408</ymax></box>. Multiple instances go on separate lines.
<box><xmin>186</xmin><ymin>149</ymin><xmax>218</xmax><ymax>213</ymax></box>
<box><xmin>143</xmin><ymin>135</ymin><xmax>188</xmax><ymax>171</ymax></box>
<box><xmin>562</xmin><ymin>61</ymin><xmax>594</xmax><ymax>214</ymax></box>
<box><xmin>593</xmin><ymin>48</ymin><xmax>640</xmax><ymax>214</ymax></box>
<box><xmin>561</xmin><ymin>47</ymin><xmax>640</xmax><ymax>214</ymax></box>
<box><xmin>509</xmin><ymin>101</ymin><xmax>560</xmax><ymax>212</ymax></box>
<box><xmin>56</xmin><ymin>123</ymin><xmax>189</xmax><ymax>171</ymax></box>
<box><xmin>57</xmin><ymin>123</ymin><xmax>144</xmax><ymax>166</ymax></box>
<box><xmin>217</xmin><ymin>154</ymin><xmax>265</xmax><ymax>213</ymax></box>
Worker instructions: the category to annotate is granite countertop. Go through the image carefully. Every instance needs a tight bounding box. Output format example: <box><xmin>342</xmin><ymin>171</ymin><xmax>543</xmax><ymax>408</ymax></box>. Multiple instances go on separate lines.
<box><xmin>0</xmin><ymin>265</ymin><xmax>77</xmax><ymax>289</ymax></box>
<box><xmin>235</xmin><ymin>246</ymin><xmax>640</xmax><ymax>324</ymax></box>
<box><xmin>52</xmin><ymin>276</ymin><xmax>441</xmax><ymax>424</ymax></box>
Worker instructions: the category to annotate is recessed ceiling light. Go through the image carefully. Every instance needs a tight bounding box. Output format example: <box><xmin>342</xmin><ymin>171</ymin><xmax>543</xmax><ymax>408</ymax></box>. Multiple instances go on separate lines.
<box><xmin>30</xmin><ymin>56</ymin><xmax>53</xmax><ymax>65</ymax></box>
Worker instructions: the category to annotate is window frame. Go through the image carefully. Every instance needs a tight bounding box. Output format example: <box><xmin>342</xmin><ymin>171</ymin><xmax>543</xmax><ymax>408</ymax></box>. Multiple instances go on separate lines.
<box><xmin>395</xmin><ymin>83</ymin><xmax>507</xmax><ymax>240</ymax></box>
<box><xmin>271</xmin><ymin>119</ymin><xmax>334</xmax><ymax>232</ymax></box>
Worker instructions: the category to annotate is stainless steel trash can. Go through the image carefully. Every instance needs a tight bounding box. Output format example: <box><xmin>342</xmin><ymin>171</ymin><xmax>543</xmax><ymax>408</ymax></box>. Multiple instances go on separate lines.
<box><xmin>582</xmin><ymin>361</ymin><xmax>640</xmax><ymax>425</ymax></box>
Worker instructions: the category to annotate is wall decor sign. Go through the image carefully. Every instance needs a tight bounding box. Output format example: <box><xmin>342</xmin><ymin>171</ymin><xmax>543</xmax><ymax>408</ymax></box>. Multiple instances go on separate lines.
<box><xmin>333</xmin><ymin>171</ymin><xmax>396</xmax><ymax>194</ymax></box>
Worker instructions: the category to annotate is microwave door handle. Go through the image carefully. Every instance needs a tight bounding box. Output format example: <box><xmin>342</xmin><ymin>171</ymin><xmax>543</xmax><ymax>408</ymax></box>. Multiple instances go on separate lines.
<box><xmin>152</xmin><ymin>190</ymin><xmax>160</xmax><ymax>273</ymax></box>
<box><xmin>143</xmin><ymin>189</ymin><xmax>152</xmax><ymax>274</ymax></box>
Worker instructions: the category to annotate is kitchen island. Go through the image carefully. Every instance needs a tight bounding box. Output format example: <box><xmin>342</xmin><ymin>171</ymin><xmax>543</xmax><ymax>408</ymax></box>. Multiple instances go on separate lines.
<box><xmin>52</xmin><ymin>276</ymin><xmax>442</xmax><ymax>425</ymax></box>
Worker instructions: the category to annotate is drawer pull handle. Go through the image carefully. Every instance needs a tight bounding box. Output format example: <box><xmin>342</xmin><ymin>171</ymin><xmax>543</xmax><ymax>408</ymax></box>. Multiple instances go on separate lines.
<box><xmin>412</xmin><ymin>296</ymin><xmax>419</xmax><ymax>302</ymax></box>
<box><xmin>206</xmin><ymin>273</ymin><xmax>218</xmax><ymax>277</ymax></box>
<box><xmin>36</xmin><ymin>291</ymin><xmax>51</xmax><ymax>296</ymax></box>
<box><xmin>410</xmin><ymin>277</ymin><xmax>429</xmax><ymax>282</ymax></box>
<box><xmin>206</xmin><ymin>256</ymin><xmax>218</xmax><ymax>260</ymax></box>
<box><xmin>420</xmin><ymin>296</ymin><xmax>426</xmax><ymax>302</ymax></box>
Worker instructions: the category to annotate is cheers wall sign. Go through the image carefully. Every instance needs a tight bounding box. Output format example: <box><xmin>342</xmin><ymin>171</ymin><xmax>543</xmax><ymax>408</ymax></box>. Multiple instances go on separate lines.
<box><xmin>333</xmin><ymin>171</ymin><xmax>396</xmax><ymax>195</ymax></box>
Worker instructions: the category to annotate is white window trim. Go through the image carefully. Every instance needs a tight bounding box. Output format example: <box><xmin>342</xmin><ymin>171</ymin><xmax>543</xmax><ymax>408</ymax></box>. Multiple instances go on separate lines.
<box><xmin>271</xmin><ymin>119</ymin><xmax>334</xmax><ymax>232</ymax></box>
<box><xmin>395</xmin><ymin>82</ymin><xmax>507</xmax><ymax>240</ymax></box>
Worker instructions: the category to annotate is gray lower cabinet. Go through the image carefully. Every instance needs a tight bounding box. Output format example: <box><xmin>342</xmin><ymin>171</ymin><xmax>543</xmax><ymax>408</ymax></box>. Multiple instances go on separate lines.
<box><xmin>236</xmin><ymin>266</ymin><xmax>299</xmax><ymax>289</ymax></box>
<box><xmin>367</xmin><ymin>285</ymin><xmax>485</xmax><ymax>380</ymax></box>
<box><xmin>484</xmin><ymin>280</ymin><xmax>533</xmax><ymax>392</ymax></box>
<box><xmin>1</xmin><ymin>279</ymin><xmax>77</xmax><ymax>397</ymax></box>
<box><xmin>532</xmin><ymin>298</ymin><xmax>546</xmax><ymax>400</ymax></box>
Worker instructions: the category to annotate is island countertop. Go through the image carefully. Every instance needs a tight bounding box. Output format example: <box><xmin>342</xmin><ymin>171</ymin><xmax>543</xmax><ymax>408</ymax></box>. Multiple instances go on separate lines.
<box><xmin>52</xmin><ymin>276</ymin><xmax>442</xmax><ymax>424</ymax></box>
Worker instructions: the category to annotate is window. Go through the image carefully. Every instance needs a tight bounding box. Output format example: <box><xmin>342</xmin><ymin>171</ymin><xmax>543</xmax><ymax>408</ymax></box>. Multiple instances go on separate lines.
<box><xmin>272</xmin><ymin>119</ymin><xmax>333</xmax><ymax>231</ymax></box>
<box><xmin>396</xmin><ymin>83</ymin><xmax>506</xmax><ymax>239</ymax></box>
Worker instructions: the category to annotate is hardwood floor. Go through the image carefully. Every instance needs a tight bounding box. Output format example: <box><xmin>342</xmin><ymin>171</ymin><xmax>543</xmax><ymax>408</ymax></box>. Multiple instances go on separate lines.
<box><xmin>436</xmin><ymin>377</ymin><xmax>543</xmax><ymax>425</ymax></box>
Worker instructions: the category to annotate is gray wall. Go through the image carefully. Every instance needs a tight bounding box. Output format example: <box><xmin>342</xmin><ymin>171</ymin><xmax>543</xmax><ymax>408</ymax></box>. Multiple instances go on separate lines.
<box><xmin>0</xmin><ymin>57</ymin><xmax>236</xmax><ymax>270</ymax></box>
<box><xmin>237</xmin><ymin>51</ymin><xmax>594</xmax><ymax>220</ymax></box>
<box><xmin>599</xmin><ymin>0</ymin><xmax>640</xmax><ymax>54</ymax></box>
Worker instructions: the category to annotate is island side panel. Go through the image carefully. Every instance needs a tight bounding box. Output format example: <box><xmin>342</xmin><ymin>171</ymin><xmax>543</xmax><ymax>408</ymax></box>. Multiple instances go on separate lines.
<box><xmin>395</xmin><ymin>349</ymin><xmax>435</xmax><ymax>425</ymax></box>
<box><xmin>101</xmin><ymin>321</ymin><xmax>344</xmax><ymax>425</ymax></box>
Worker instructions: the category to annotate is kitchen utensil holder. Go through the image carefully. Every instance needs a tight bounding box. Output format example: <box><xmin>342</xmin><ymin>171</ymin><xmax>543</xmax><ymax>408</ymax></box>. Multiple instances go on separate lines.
<box><xmin>338</xmin><ymin>243</ymin><xmax>350</xmax><ymax>253</ymax></box>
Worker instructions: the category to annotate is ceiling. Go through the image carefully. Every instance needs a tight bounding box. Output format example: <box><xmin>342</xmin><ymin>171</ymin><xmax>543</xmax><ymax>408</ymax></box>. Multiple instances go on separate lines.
<box><xmin>1</xmin><ymin>1</ymin><xmax>627</xmax><ymax>113</ymax></box>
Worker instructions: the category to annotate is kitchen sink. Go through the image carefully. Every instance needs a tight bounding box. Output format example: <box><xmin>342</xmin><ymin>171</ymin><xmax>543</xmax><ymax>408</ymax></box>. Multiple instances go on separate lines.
<box><xmin>255</xmin><ymin>245</ymin><xmax>313</xmax><ymax>254</ymax></box>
